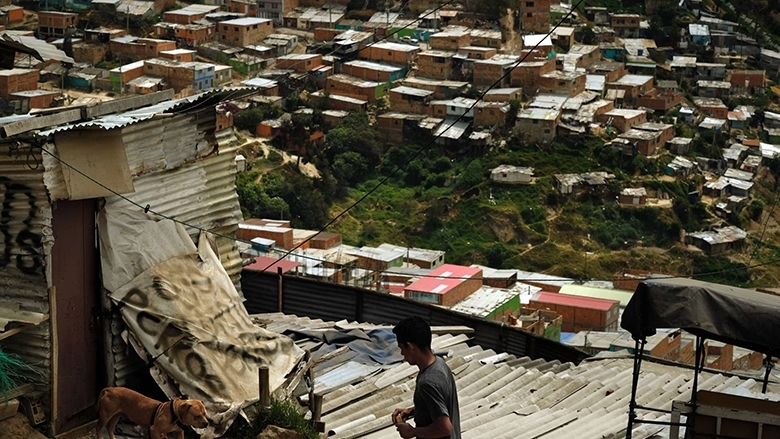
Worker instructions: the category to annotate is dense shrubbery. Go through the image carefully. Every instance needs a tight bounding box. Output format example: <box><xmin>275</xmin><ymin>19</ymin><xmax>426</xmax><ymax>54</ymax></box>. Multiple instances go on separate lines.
<box><xmin>234</xmin><ymin>104</ymin><xmax>283</xmax><ymax>132</ymax></box>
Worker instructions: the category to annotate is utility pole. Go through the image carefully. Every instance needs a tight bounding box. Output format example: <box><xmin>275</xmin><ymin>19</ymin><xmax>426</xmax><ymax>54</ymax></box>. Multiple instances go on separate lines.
<box><xmin>126</xmin><ymin>5</ymin><xmax>130</xmax><ymax>35</ymax></box>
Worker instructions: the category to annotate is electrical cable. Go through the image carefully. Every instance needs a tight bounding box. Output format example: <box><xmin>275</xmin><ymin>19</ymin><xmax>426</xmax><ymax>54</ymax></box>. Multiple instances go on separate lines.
<box><xmin>260</xmin><ymin>0</ymin><xmax>454</xmax><ymax>83</ymax></box>
<box><xmin>32</xmin><ymin>1</ymin><xmax>780</xmax><ymax>289</ymax></box>
<box><xmin>38</xmin><ymin>129</ymin><xmax>780</xmax><ymax>287</ymax></box>
<box><xmin>243</xmin><ymin>0</ymin><xmax>589</xmax><ymax>280</ymax></box>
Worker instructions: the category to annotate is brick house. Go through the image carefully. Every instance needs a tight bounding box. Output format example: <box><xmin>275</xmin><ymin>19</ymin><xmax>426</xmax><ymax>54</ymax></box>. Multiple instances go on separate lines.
<box><xmin>519</xmin><ymin>0</ymin><xmax>550</xmax><ymax>33</ymax></box>
<box><xmin>341</xmin><ymin>60</ymin><xmax>405</xmax><ymax>82</ymax></box>
<box><xmin>326</xmin><ymin>74</ymin><xmax>389</xmax><ymax>102</ymax></box>
<box><xmin>510</xmin><ymin>57</ymin><xmax>555</xmax><ymax>94</ymax></box>
<box><xmin>567</xmin><ymin>44</ymin><xmax>601</xmax><ymax>68</ymax></box>
<box><xmin>727</xmin><ymin>69</ymin><xmax>766</xmax><ymax>94</ymax></box>
<box><xmin>514</xmin><ymin>107</ymin><xmax>560</xmax><ymax>144</ymax></box>
<box><xmin>143</xmin><ymin>58</ymin><xmax>215</xmax><ymax>93</ymax></box>
<box><xmin>469</xmin><ymin>29</ymin><xmax>502</xmax><ymax>49</ymax></box>
<box><xmin>610</xmin><ymin>13</ymin><xmax>640</xmax><ymax>38</ymax></box>
<box><xmin>154</xmin><ymin>22</ymin><xmax>216</xmax><ymax>48</ymax></box>
<box><xmin>0</xmin><ymin>69</ymin><xmax>39</xmax><ymax>100</ymax></box>
<box><xmin>376</xmin><ymin>112</ymin><xmax>426</xmax><ymax>144</ymax></box>
<box><xmin>110</xmin><ymin>37</ymin><xmax>177</xmax><ymax>62</ymax></box>
<box><xmin>163</xmin><ymin>5</ymin><xmax>219</xmax><ymax>24</ymax></box>
<box><xmin>256</xmin><ymin>0</ymin><xmax>298</xmax><ymax>25</ymax></box>
<box><xmin>635</xmin><ymin>122</ymin><xmax>674</xmax><ymax>146</ymax></box>
<box><xmin>404</xmin><ymin>264</ymin><xmax>482</xmax><ymax>307</ymax></box>
<box><xmin>693</xmin><ymin>97</ymin><xmax>728</xmax><ymax>119</ymax></box>
<box><xmin>539</xmin><ymin>70</ymin><xmax>586</xmax><ymax>96</ymax></box>
<box><xmin>429</xmin><ymin>27</ymin><xmax>471</xmax><ymax>51</ymax></box>
<box><xmin>218</xmin><ymin>17</ymin><xmax>273</xmax><ymax>47</ymax></box>
<box><xmin>389</xmin><ymin>86</ymin><xmax>432</xmax><ymax>113</ymax></box>
<box><xmin>637</xmin><ymin>87</ymin><xmax>684</xmax><ymax>112</ymax></box>
<box><xmin>309</xmin><ymin>91</ymin><xmax>367</xmax><ymax>112</ymax></box>
<box><xmin>417</xmin><ymin>50</ymin><xmax>456</xmax><ymax>80</ymax></box>
<box><xmin>598</xmin><ymin>108</ymin><xmax>647</xmax><ymax>132</ymax></box>
<box><xmin>527</xmin><ymin>291</ymin><xmax>620</xmax><ymax>332</ymax></box>
<box><xmin>38</xmin><ymin>11</ymin><xmax>77</xmax><ymax>39</ymax></box>
<box><xmin>587</xmin><ymin>61</ymin><xmax>626</xmax><ymax>82</ymax></box>
<box><xmin>474</xmin><ymin>101</ymin><xmax>509</xmax><ymax>128</ymax></box>
<box><xmin>483</xmin><ymin>87</ymin><xmax>522</xmax><ymax>102</ymax></box>
<box><xmin>605</xmin><ymin>74</ymin><xmax>653</xmax><ymax>107</ymax></box>
<box><xmin>618</xmin><ymin>129</ymin><xmax>663</xmax><ymax>155</ymax></box>
<box><xmin>473</xmin><ymin>54</ymin><xmax>519</xmax><ymax>88</ymax></box>
<box><xmin>362</xmin><ymin>41</ymin><xmax>420</xmax><ymax>66</ymax></box>
<box><xmin>275</xmin><ymin>53</ymin><xmax>322</xmax><ymax>72</ymax></box>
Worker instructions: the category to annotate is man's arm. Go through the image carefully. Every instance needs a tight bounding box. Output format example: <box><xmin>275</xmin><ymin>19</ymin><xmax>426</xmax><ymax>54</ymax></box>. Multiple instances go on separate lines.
<box><xmin>396</xmin><ymin>415</ymin><xmax>452</xmax><ymax>439</ymax></box>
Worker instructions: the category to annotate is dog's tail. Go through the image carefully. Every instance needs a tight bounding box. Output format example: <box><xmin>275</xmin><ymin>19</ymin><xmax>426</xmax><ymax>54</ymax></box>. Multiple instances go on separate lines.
<box><xmin>95</xmin><ymin>388</ymin><xmax>110</xmax><ymax>418</ymax></box>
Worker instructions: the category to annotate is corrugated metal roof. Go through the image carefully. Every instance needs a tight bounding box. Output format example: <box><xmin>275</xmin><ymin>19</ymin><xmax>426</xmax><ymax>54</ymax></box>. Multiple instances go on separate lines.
<box><xmin>40</xmin><ymin>88</ymin><xmax>256</xmax><ymax>136</ymax></box>
<box><xmin>252</xmin><ymin>312</ymin><xmax>779</xmax><ymax>439</ymax></box>
<box><xmin>558</xmin><ymin>285</ymin><xmax>633</xmax><ymax>307</ymax></box>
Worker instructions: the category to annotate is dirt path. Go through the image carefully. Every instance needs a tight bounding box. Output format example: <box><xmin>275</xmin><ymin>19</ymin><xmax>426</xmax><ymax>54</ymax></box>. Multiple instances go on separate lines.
<box><xmin>238</xmin><ymin>136</ymin><xmax>321</xmax><ymax>179</ymax></box>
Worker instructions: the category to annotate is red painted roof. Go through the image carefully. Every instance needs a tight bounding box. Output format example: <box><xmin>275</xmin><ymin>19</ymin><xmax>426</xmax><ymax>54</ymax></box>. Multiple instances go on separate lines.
<box><xmin>404</xmin><ymin>264</ymin><xmax>481</xmax><ymax>295</ymax></box>
<box><xmin>531</xmin><ymin>291</ymin><xmax>618</xmax><ymax>311</ymax></box>
<box><xmin>245</xmin><ymin>256</ymin><xmax>301</xmax><ymax>274</ymax></box>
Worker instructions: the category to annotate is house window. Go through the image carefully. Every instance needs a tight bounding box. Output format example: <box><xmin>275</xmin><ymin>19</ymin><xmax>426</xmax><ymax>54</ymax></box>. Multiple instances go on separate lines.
<box><xmin>259</xmin><ymin>2</ymin><xmax>264</xmax><ymax>6</ymax></box>
<box><xmin>234</xmin><ymin>26</ymin><xmax>239</xmax><ymax>31</ymax></box>
<box><xmin>271</xmin><ymin>3</ymin><xmax>278</xmax><ymax>8</ymax></box>
<box><xmin>526</xmin><ymin>1</ymin><xmax>534</xmax><ymax>6</ymax></box>
<box><xmin>222</xmin><ymin>25</ymin><xmax>227</xmax><ymax>31</ymax></box>
<box><xmin>526</xmin><ymin>12</ymin><xmax>532</xmax><ymax>17</ymax></box>
<box><xmin>533</xmin><ymin>119</ymin><xmax>538</xmax><ymax>124</ymax></box>
<box><xmin>409</xmin><ymin>291</ymin><xmax>439</xmax><ymax>304</ymax></box>
<box><xmin>253</xmin><ymin>24</ymin><xmax>258</xmax><ymax>29</ymax></box>
<box><xmin>388</xmin><ymin>51</ymin><xmax>392</xmax><ymax>55</ymax></box>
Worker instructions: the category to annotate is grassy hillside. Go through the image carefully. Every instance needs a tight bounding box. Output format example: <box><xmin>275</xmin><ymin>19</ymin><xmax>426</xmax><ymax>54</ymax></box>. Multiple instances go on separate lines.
<box><xmin>321</xmin><ymin>137</ymin><xmax>780</xmax><ymax>288</ymax></box>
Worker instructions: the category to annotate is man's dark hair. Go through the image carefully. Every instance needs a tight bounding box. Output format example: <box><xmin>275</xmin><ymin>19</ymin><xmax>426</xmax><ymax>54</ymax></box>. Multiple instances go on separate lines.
<box><xmin>393</xmin><ymin>316</ymin><xmax>432</xmax><ymax>351</ymax></box>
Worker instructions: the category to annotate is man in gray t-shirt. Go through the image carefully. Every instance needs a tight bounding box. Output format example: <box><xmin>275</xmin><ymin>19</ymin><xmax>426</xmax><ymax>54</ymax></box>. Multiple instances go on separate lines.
<box><xmin>392</xmin><ymin>317</ymin><xmax>461</xmax><ymax>439</ymax></box>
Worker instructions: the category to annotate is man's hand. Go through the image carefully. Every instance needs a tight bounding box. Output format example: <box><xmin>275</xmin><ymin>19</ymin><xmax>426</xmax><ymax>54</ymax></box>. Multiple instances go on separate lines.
<box><xmin>391</xmin><ymin>407</ymin><xmax>413</xmax><ymax>425</ymax></box>
<box><xmin>396</xmin><ymin>422</ymin><xmax>415</xmax><ymax>438</ymax></box>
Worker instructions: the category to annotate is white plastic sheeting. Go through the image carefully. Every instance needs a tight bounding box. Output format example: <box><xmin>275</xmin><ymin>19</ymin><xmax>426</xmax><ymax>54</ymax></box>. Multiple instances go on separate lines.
<box><xmin>98</xmin><ymin>208</ymin><xmax>304</xmax><ymax>437</ymax></box>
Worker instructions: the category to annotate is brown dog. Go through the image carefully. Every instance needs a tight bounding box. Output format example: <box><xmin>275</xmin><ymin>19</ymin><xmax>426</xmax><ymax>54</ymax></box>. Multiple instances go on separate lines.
<box><xmin>95</xmin><ymin>387</ymin><xmax>209</xmax><ymax>439</ymax></box>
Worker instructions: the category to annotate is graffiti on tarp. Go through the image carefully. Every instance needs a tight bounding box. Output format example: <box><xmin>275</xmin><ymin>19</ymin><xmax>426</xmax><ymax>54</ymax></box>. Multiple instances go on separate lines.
<box><xmin>117</xmin><ymin>255</ymin><xmax>301</xmax><ymax>404</ymax></box>
<box><xmin>0</xmin><ymin>176</ymin><xmax>43</xmax><ymax>275</ymax></box>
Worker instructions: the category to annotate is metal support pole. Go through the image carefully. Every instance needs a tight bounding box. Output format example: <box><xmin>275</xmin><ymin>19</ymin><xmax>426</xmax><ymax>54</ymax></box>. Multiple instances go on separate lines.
<box><xmin>625</xmin><ymin>338</ymin><xmax>645</xmax><ymax>439</ymax></box>
<box><xmin>763</xmin><ymin>356</ymin><xmax>773</xmax><ymax>394</ymax></box>
<box><xmin>259</xmin><ymin>366</ymin><xmax>270</xmax><ymax>410</ymax></box>
<box><xmin>688</xmin><ymin>336</ymin><xmax>705</xmax><ymax>438</ymax></box>
<box><xmin>277</xmin><ymin>266</ymin><xmax>283</xmax><ymax>312</ymax></box>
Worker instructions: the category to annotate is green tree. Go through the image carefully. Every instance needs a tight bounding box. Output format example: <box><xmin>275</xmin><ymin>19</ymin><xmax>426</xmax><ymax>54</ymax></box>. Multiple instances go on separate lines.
<box><xmin>458</xmin><ymin>159</ymin><xmax>484</xmax><ymax>189</ymax></box>
<box><xmin>649</xmin><ymin>0</ymin><xmax>681</xmax><ymax>46</ymax></box>
<box><xmin>234</xmin><ymin>105</ymin><xmax>283</xmax><ymax>132</ymax></box>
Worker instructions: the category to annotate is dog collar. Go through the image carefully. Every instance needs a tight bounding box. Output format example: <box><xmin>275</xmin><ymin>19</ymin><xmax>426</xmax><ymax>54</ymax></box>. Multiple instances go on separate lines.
<box><xmin>169</xmin><ymin>400</ymin><xmax>188</xmax><ymax>430</ymax></box>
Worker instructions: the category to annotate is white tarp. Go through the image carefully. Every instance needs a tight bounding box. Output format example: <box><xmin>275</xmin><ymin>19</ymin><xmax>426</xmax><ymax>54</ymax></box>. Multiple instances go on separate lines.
<box><xmin>98</xmin><ymin>208</ymin><xmax>304</xmax><ymax>437</ymax></box>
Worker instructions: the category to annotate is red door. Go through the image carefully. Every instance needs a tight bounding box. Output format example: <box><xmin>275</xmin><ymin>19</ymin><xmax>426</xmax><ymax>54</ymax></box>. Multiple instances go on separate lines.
<box><xmin>50</xmin><ymin>199</ymin><xmax>100</xmax><ymax>433</ymax></box>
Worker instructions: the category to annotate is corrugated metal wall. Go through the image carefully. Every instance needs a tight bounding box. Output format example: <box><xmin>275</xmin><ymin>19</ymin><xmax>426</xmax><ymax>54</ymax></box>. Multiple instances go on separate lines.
<box><xmin>242</xmin><ymin>271</ymin><xmax>590</xmax><ymax>364</ymax></box>
<box><xmin>100</xmin><ymin>112</ymin><xmax>243</xmax><ymax>387</ymax></box>
<box><xmin>0</xmin><ymin>141</ymin><xmax>54</xmax><ymax>419</ymax></box>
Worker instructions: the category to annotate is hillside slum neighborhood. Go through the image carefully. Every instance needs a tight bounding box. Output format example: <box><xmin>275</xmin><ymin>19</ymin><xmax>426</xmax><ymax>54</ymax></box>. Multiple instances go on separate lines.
<box><xmin>2</xmin><ymin>0</ymin><xmax>780</xmax><ymax>438</ymax></box>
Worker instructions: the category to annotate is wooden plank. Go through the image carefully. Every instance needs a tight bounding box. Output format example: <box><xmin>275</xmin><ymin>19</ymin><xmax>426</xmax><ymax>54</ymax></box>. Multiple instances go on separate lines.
<box><xmin>0</xmin><ymin>325</ymin><xmax>29</xmax><ymax>341</ymax></box>
<box><xmin>3</xmin><ymin>383</ymin><xmax>34</xmax><ymax>400</ymax></box>
<box><xmin>0</xmin><ymin>305</ymin><xmax>49</xmax><ymax>325</ymax></box>
<box><xmin>53</xmin><ymin>420</ymin><xmax>97</xmax><ymax>439</ymax></box>
<box><xmin>49</xmin><ymin>286</ymin><xmax>59</xmax><ymax>434</ymax></box>
<box><xmin>2</xmin><ymin>109</ymin><xmax>82</xmax><ymax>137</ymax></box>
<box><xmin>86</xmin><ymin>89</ymin><xmax>175</xmax><ymax>118</ymax></box>
<box><xmin>334</xmin><ymin>322</ymin><xmax>474</xmax><ymax>335</ymax></box>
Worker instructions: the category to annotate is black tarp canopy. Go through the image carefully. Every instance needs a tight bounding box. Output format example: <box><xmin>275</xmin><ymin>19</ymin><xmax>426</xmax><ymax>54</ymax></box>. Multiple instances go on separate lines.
<box><xmin>621</xmin><ymin>277</ymin><xmax>780</xmax><ymax>357</ymax></box>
